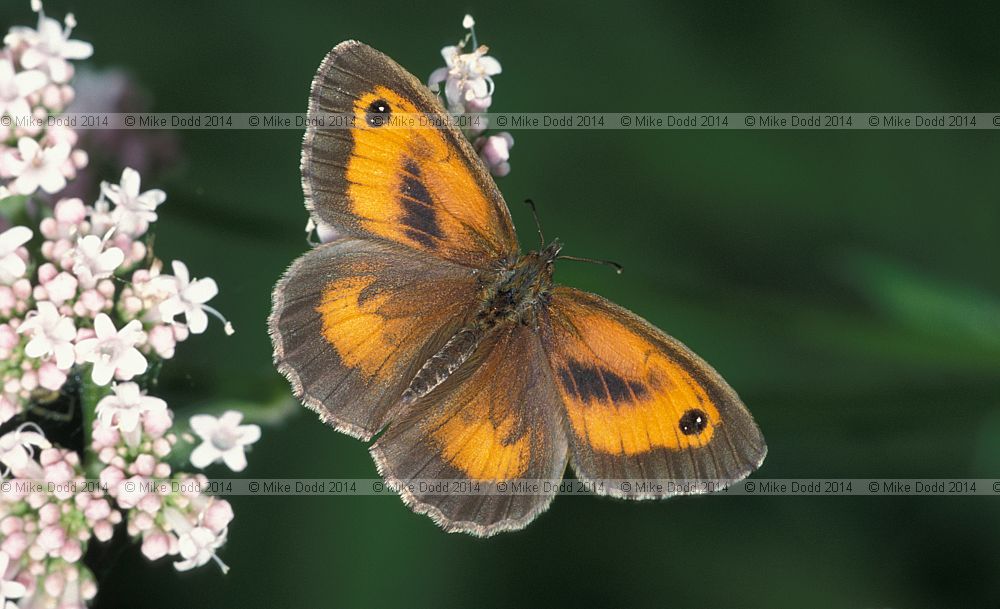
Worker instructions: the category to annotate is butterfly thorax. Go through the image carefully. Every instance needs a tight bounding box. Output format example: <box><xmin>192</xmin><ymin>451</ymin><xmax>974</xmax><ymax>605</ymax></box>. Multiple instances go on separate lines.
<box><xmin>478</xmin><ymin>240</ymin><xmax>561</xmax><ymax>327</ymax></box>
<box><xmin>400</xmin><ymin>241</ymin><xmax>561</xmax><ymax>404</ymax></box>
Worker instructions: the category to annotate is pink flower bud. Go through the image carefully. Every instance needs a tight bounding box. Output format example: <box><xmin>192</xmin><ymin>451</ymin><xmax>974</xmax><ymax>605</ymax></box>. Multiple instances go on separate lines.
<box><xmin>94</xmin><ymin>520</ymin><xmax>115</xmax><ymax>542</ymax></box>
<box><xmin>39</xmin><ymin>448</ymin><xmax>62</xmax><ymax>467</ymax></box>
<box><xmin>92</xmin><ymin>423</ymin><xmax>120</xmax><ymax>447</ymax></box>
<box><xmin>42</xmin><ymin>84</ymin><xmax>63</xmax><ymax>109</ymax></box>
<box><xmin>0</xmin><ymin>323</ymin><xmax>17</xmax><ymax>350</ymax></box>
<box><xmin>1</xmin><ymin>531</ymin><xmax>27</xmax><ymax>560</ymax></box>
<box><xmin>133</xmin><ymin>454</ymin><xmax>157</xmax><ymax>477</ymax></box>
<box><xmin>172</xmin><ymin>324</ymin><xmax>189</xmax><ymax>343</ymax></box>
<box><xmin>72</xmin><ymin>149</ymin><xmax>88</xmax><ymax>170</ymax></box>
<box><xmin>203</xmin><ymin>499</ymin><xmax>234</xmax><ymax>533</ymax></box>
<box><xmin>0</xmin><ymin>397</ymin><xmax>16</xmax><ymax>424</ymax></box>
<box><xmin>465</xmin><ymin>96</ymin><xmax>492</xmax><ymax>112</ymax></box>
<box><xmin>85</xmin><ymin>498</ymin><xmax>112</xmax><ymax>521</ymax></box>
<box><xmin>147</xmin><ymin>325</ymin><xmax>176</xmax><ymax>359</ymax></box>
<box><xmin>44</xmin><ymin>460</ymin><xmax>74</xmax><ymax>485</ymax></box>
<box><xmin>152</xmin><ymin>439</ymin><xmax>171</xmax><ymax>459</ymax></box>
<box><xmin>141</xmin><ymin>532</ymin><xmax>170</xmax><ymax>560</ymax></box>
<box><xmin>97</xmin><ymin>279</ymin><xmax>115</xmax><ymax>298</ymax></box>
<box><xmin>82</xmin><ymin>579</ymin><xmax>98</xmax><ymax>601</ymax></box>
<box><xmin>12</xmin><ymin>278</ymin><xmax>31</xmax><ymax>300</ymax></box>
<box><xmin>38</xmin><ymin>262</ymin><xmax>58</xmax><ymax>283</ymax></box>
<box><xmin>61</xmin><ymin>538</ymin><xmax>83</xmax><ymax>562</ymax></box>
<box><xmin>38</xmin><ymin>362</ymin><xmax>68</xmax><ymax>391</ymax></box>
<box><xmin>45</xmin><ymin>271</ymin><xmax>78</xmax><ymax>304</ymax></box>
<box><xmin>55</xmin><ymin>198</ymin><xmax>87</xmax><ymax>224</ymax></box>
<box><xmin>138</xmin><ymin>493</ymin><xmax>161</xmax><ymax>514</ymax></box>
<box><xmin>100</xmin><ymin>465</ymin><xmax>125</xmax><ymax>490</ymax></box>
<box><xmin>38</xmin><ymin>525</ymin><xmax>67</xmax><ymax>553</ymax></box>
<box><xmin>79</xmin><ymin>289</ymin><xmax>106</xmax><ymax>313</ymax></box>
<box><xmin>39</xmin><ymin>503</ymin><xmax>61</xmax><ymax>525</ymax></box>
<box><xmin>476</xmin><ymin>132</ymin><xmax>514</xmax><ymax>177</ymax></box>
<box><xmin>117</xmin><ymin>476</ymin><xmax>147</xmax><ymax>508</ymax></box>
<box><xmin>133</xmin><ymin>511</ymin><xmax>155</xmax><ymax>531</ymax></box>
<box><xmin>61</xmin><ymin>85</ymin><xmax>75</xmax><ymax>106</ymax></box>
<box><xmin>0</xmin><ymin>516</ymin><xmax>22</xmax><ymax>534</ymax></box>
<box><xmin>123</xmin><ymin>295</ymin><xmax>143</xmax><ymax>316</ymax></box>
<box><xmin>44</xmin><ymin>569</ymin><xmax>66</xmax><ymax>597</ymax></box>
<box><xmin>19</xmin><ymin>369</ymin><xmax>38</xmax><ymax>391</ymax></box>
<box><xmin>143</xmin><ymin>407</ymin><xmax>173</xmax><ymax>437</ymax></box>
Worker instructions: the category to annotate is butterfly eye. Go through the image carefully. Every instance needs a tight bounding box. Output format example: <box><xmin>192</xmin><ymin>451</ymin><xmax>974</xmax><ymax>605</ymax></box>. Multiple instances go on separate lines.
<box><xmin>678</xmin><ymin>409</ymin><xmax>708</xmax><ymax>435</ymax></box>
<box><xmin>366</xmin><ymin>98</ymin><xmax>391</xmax><ymax>127</ymax></box>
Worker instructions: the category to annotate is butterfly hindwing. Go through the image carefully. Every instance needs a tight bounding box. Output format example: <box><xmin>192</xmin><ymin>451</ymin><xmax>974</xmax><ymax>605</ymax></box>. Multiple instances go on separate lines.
<box><xmin>539</xmin><ymin>287</ymin><xmax>766</xmax><ymax>497</ymax></box>
<box><xmin>370</xmin><ymin>323</ymin><xmax>569</xmax><ymax>536</ymax></box>
<box><xmin>269</xmin><ymin>237</ymin><xmax>481</xmax><ymax>440</ymax></box>
<box><xmin>303</xmin><ymin>41</ymin><xmax>518</xmax><ymax>267</ymax></box>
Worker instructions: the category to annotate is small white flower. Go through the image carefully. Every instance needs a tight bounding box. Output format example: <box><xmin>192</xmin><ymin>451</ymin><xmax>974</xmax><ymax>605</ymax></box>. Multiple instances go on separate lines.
<box><xmin>0</xmin><ymin>225</ymin><xmax>32</xmax><ymax>283</ymax></box>
<box><xmin>6</xmin><ymin>4</ymin><xmax>93</xmax><ymax>83</ymax></box>
<box><xmin>4</xmin><ymin>136</ymin><xmax>70</xmax><ymax>195</ymax></box>
<box><xmin>428</xmin><ymin>41</ymin><xmax>501</xmax><ymax>114</ymax></box>
<box><xmin>71</xmin><ymin>233</ymin><xmax>124</xmax><ymax>288</ymax></box>
<box><xmin>95</xmin><ymin>382</ymin><xmax>167</xmax><ymax>436</ymax></box>
<box><xmin>174</xmin><ymin>525</ymin><xmax>229</xmax><ymax>573</ymax></box>
<box><xmin>189</xmin><ymin>411</ymin><xmax>260</xmax><ymax>472</ymax></box>
<box><xmin>0</xmin><ymin>57</ymin><xmax>46</xmax><ymax>121</ymax></box>
<box><xmin>100</xmin><ymin>167</ymin><xmax>166</xmax><ymax>236</ymax></box>
<box><xmin>74</xmin><ymin>313</ymin><xmax>147</xmax><ymax>385</ymax></box>
<box><xmin>159</xmin><ymin>261</ymin><xmax>220</xmax><ymax>334</ymax></box>
<box><xmin>18</xmin><ymin>300</ymin><xmax>76</xmax><ymax>369</ymax></box>
<box><xmin>0</xmin><ymin>423</ymin><xmax>50</xmax><ymax>474</ymax></box>
<box><xmin>0</xmin><ymin>552</ymin><xmax>26</xmax><ymax>608</ymax></box>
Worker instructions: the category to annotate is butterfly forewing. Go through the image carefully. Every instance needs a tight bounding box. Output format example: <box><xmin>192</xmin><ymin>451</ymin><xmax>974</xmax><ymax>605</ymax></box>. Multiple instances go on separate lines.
<box><xmin>302</xmin><ymin>41</ymin><xmax>518</xmax><ymax>268</ymax></box>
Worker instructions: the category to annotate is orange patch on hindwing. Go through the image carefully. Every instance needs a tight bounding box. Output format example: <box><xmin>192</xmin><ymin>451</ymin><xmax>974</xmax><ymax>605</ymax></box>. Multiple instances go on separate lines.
<box><xmin>432</xmin><ymin>406</ymin><xmax>532</xmax><ymax>481</ymax></box>
<box><xmin>316</xmin><ymin>275</ymin><xmax>407</xmax><ymax>380</ymax></box>
<box><xmin>554</xmin><ymin>309</ymin><xmax>720</xmax><ymax>455</ymax></box>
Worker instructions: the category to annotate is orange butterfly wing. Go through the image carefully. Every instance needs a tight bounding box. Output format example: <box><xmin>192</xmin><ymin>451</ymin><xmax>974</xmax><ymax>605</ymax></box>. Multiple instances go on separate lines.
<box><xmin>371</xmin><ymin>323</ymin><xmax>568</xmax><ymax>536</ymax></box>
<box><xmin>270</xmin><ymin>238</ymin><xmax>482</xmax><ymax>440</ymax></box>
<box><xmin>302</xmin><ymin>41</ymin><xmax>518</xmax><ymax>267</ymax></box>
<box><xmin>539</xmin><ymin>287</ymin><xmax>766</xmax><ymax>497</ymax></box>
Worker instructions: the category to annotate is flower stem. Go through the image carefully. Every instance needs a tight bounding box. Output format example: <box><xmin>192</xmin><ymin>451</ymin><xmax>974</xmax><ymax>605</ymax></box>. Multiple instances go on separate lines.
<box><xmin>79</xmin><ymin>370</ymin><xmax>110</xmax><ymax>466</ymax></box>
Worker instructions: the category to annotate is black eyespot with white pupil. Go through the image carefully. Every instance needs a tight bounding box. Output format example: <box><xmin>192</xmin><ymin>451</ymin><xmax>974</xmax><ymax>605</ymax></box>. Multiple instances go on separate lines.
<box><xmin>366</xmin><ymin>99</ymin><xmax>391</xmax><ymax>127</ymax></box>
<box><xmin>678</xmin><ymin>409</ymin><xmax>708</xmax><ymax>435</ymax></box>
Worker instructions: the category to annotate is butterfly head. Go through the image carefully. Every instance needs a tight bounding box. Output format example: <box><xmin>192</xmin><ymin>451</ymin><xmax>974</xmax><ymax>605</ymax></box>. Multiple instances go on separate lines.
<box><xmin>538</xmin><ymin>239</ymin><xmax>563</xmax><ymax>266</ymax></box>
<box><xmin>522</xmin><ymin>238</ymin><xmax>563</xmax><ymax>290</ymax></box>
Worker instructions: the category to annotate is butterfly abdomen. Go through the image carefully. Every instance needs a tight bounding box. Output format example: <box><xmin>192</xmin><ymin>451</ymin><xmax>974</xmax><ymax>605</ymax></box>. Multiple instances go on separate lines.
<box><xmin>401</xmin><ymin>327</ymin><xmax>481</xmax><ymax>404</ymax></box>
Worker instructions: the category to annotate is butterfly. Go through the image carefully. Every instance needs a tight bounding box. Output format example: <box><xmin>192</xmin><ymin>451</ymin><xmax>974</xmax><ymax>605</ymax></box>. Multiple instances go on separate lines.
<box><xmin>269</xmin><ymin>41</ymin><xmax>766</xmax><ymax>536</ymax></box>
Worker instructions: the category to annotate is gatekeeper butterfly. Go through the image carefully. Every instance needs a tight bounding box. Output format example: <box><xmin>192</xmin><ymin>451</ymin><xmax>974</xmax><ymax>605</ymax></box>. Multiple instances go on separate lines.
<box><xmin>269</xmin><ymin>41</ymin><xmax>766</xmax><ymax>536</ymax></box>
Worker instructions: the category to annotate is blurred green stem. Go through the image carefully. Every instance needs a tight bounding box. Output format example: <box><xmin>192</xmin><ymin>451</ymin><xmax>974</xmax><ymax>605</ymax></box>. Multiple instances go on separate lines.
<box><xmin>80</xmin><ymin>371</ymin><xmax>111</xmax><ymax>467</ymax></box>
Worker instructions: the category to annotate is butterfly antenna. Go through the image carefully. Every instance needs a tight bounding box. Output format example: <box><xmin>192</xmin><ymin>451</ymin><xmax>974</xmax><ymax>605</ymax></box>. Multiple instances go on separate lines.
<box><xmin>523</xmin><ymin>199</ymin><xmax>546</xmax><ymax>249</ymax></box>
<box><xmin>557</xmin><ymin>255</ymin><xmax>624</xmax><ymax>275</ymax></box>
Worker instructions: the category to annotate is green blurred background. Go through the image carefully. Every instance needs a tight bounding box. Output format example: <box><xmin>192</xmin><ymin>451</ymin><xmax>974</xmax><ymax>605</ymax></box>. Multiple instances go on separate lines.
<box><xmin>5</xmin><ymin>0</ymin><xmax>1000</xmax><ymax>607</ymax></box>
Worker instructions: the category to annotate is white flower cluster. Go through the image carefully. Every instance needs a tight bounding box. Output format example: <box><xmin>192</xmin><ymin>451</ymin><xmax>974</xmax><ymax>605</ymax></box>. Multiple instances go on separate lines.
<box><xmin>0</xmin><ymin>429</ymin><xmax>110</xmax><ymax>608</ymax></box>
<box><xmin>0</xmin><ymin>3</ymin><xmax>258</xmax><ymax>607</ymax></box>
<box><xmin>0</xmin><ymin>166</ymin><xmax>231</xmax><ymax>423</ymax></box>
<box><xmin>0</xmin><ymin>1</ymin><xmax>91</xmax><ymax>197</ymax></box>
<box><xmin>92</xmin><ymin>395</ymin><xmax>253</xmax><ymax>574</ymax></box>
<box><xmin>428</xmin><ymin>15</ymin><xmax>514</xmax><ymax>177</ymax></box>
